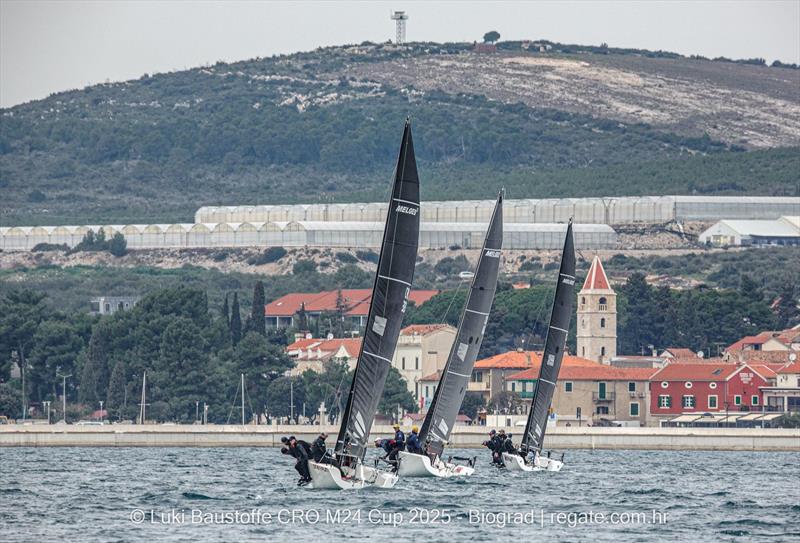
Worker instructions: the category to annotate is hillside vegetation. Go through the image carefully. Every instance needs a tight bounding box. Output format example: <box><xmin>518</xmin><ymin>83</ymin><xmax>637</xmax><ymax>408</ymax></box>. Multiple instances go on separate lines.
<box><xmin>1</xmin><ymin>41</ymin><xmax>798</xmax><ymax>225</ymax></box>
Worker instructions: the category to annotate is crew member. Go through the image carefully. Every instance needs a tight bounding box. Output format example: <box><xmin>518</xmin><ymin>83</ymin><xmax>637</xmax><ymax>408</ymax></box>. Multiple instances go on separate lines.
<box><xmin>387</xmin><ymin>423</ymin><xmax>405</xmax><ymax>463</ymax></box>
<box><xmin>286</xmin><ymin>435</ymin><xmax>312</xmax><ymax>484</ymax></box>
<box><xmin>406</xmin><ymin>426</ymin><xmax>423</xmax><ymax>454</ymax></box>
<box><xmin>502</xmin><ymin>433</ymin><xmax>517</xmax><ymax>455</ymax></box>
<box><xmin>483</xmin><ymin>429</ymin><xmax>503</xmax><ymax>465</ymax></box>
<box><xmin>310</xmin><ymin>432</ymin><xmax>329</xmax><ymax>463</ymax></box>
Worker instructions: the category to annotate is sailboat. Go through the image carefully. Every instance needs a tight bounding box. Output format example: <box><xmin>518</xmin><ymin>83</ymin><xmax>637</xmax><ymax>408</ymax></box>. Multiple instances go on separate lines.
<box><xmin>502</xmin><ymin>220</ymin><xmax>575</xmax><ymax>472</ymax></box>
<box><xmin>398</xmin><ymin>191</ymin><xmax>503</xmax><ymax>478</ymax></box>
<box><xmin>307</xmin><ymin>119</ymin><xmax>421</xmax><ymax>490</ymax></box>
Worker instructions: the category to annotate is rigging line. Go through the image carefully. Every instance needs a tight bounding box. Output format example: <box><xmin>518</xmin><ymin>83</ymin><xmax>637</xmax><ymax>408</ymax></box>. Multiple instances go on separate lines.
<box><xmin>225</xmin><ymin>381</ymin><xmax>240</xmax><ymax>425</ymax></box>
<box><xmin>438</xmin><ymin>279</ymin><xmax>465</xmax><ymax>325</ymax></box>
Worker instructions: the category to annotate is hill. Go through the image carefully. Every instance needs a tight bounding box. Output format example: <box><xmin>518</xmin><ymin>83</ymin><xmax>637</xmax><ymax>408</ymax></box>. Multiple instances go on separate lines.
<box><xmin>1</xmin><ymin>41</ymin><xmax>799</xmax><ymax>225</ymax></box>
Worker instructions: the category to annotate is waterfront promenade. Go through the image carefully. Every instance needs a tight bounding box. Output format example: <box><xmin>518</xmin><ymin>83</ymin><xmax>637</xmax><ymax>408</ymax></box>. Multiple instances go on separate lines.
<box><xmin>1</xmin><ymin>424</ymin><xmax>798</xmax><ymax>450</ymax></box>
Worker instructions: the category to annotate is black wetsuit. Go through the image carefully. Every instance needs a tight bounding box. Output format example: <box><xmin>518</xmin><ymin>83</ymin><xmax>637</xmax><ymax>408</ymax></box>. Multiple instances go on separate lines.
<box><xmin>288</xmin><ymin>440</ymin><xmax>312</xmax><ymax>480</ymax></box>
<box><xmin>310</xmin><ymin>436</ymin><xmax>330</xmax><ymax>463</ymax></box>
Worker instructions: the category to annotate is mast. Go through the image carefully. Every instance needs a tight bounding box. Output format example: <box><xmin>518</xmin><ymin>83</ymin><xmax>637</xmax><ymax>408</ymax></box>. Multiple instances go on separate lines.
<box><xmin>419</xmin><ymin>191</ymin><xmax>503</xmax><ymax>458</ymax></box>
<box><xmin>520</xmin><ymin>221</ymin><xmax>576</xmax><ymax>456</ymax></box>
<box><xmin>241</xmin><ymin>373</ymin><xmax>245</xmax><ymax>425</ymax></box>
<box><xmin>334</xmin><ymin>119</ymin><xmax>421</xmax><ymax>465</ymax></box>
<box><xmin>139</xmin><ymin>371</ymin><xmax>147</xmax><ymax>425</ymax></box>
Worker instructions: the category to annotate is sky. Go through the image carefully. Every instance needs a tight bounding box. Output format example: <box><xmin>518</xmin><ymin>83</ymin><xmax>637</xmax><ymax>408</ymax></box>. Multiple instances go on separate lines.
<box><xmin>1</xmin><ymin>0</ymin><xmax>799</xmax><ymax>108</ymax></box>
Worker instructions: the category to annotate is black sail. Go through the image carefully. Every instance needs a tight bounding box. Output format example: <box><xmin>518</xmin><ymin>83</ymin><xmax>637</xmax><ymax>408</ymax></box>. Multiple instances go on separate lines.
<box><xmin>520</xmin><ymin>221</ymin><xmax>576</xmax><ymax>455</ymax></box>
<box><xmin>334</xmin><ymin>120</ymin><xmax>420</xmax><ymax>464</ymax></box>
<box><xmin>419</xmin><ymin>192</ymin><xmax>503</xmax><ymax>458</ymax></box>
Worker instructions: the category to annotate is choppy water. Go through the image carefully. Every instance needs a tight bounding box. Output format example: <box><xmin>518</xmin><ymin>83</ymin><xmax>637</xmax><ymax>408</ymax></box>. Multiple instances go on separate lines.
<box><xmin>1</xmin><ymin>448</ymin><xmax>798</xmax><ymax>542</ymax></box>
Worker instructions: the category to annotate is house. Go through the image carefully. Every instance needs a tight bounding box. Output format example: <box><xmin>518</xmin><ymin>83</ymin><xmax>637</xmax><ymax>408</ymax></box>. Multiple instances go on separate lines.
<box><xmin>725</xmin><ymin>329</ymin><xmax>800</xmax><ymax>354</ymax></box>
<box><xmin>504</xmin><ymin>364</ymin><xmax>657</xmax><ymax>426</ymax></box>
<box><xmin>648</xmin><ymin>363</ymin><xmax>770</xmax><ymax>424</ymax></box>
<box><xmin>393</xmin><ymin>324</ymin><xmax>456</xmax><ymax>402</ymax></box>
<box><xmin>265</xmin><ymin>289</ymin><xmax>438</xmax><ymax>328</ymax></box>
<box><xmin>660</xmin><ymin>348</ymin><xmax>699</xmax><ymax>360</ymax></box>
<box><xmin>90</xmin><ymin>295</ymin><xmax>140</xmax><ymax>315</ymax></box>
<box><xmin>761</xmin><ymin>359</ymin><xmax>800</xmax><ymax>413</ymax></box>
<box><xmin>285</xmin><ymin>337</ymin><xmax>362</xmax><ymax>376</ymax></box>
<box><xmin>418</xmin><ymin>371</ymin><xmax>443</xmax><ymax>412</ymax></box>
<box><xmin>470</xmin><ymin>350</ymin><xmax>598</xmax><ymax>404</ymax></box>
<box><xmin>699</xmin><ymin>216</ymin><xmax>800</xmax><ymax>246</ymax></box>
<box><xmin>401</xmin><ymin>411</ymin><xmax>472</xmax><ymax>427</ymax></box>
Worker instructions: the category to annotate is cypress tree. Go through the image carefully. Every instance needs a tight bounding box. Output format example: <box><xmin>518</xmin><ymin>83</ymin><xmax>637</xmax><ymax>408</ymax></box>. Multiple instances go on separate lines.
<box><xmin>230</xmin><ymin>292</ymin><xmax>242</xmax><ymax>346</ymax></box>
<box><xmin>222</xmin><ymin>294</ymin><xmax>230</xmax><ymax>326</ymax></box>
<box><xmin>250</xmin><ymin>281</ymin><xmax>266</xmax><ymax>336</ymax></box>
<box><xmin>79</xmin><ymin>333</ymin><xmax>107</xmax><ymax>404</ymax></box>
<box><xmin>106</xmin><ymin>359</ymin><xmax>126</xmax><ymax>420</ymax></box>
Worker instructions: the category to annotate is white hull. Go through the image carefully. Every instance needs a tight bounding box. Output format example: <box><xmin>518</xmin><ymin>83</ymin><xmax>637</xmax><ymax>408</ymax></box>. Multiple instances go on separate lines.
<box><xmin>397</xmin><ymin>452</ymin><xmax>475</xmax><ymax>478</ymax></box>
<box><xmin>308</xmin><ymin>461</ymin><xmax>399</xmax><ymax>490</ymax></box>
<box><xmin>502</xmin><ymin>452</ymin><xmax>564</xmax><ymax>472</ymax></box>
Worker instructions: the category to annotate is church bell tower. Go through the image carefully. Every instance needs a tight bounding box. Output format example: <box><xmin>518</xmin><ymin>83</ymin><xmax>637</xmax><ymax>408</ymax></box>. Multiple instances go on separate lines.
<box><xmin>577</xmin><ymin>256</ymin><xmax>617</xmax><ymax>364</ymax></box>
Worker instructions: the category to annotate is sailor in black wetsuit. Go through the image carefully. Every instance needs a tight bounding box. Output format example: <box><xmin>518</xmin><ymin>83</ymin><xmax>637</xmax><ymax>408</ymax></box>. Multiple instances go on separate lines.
<box><xmin>483</xmin><ymin>429</ymin><xmax>504</xmax><ymax>465</ymax></box>
<box><xmin>310</xmin><ymin>432</ymin><xmax>331</xmax><ymax>463</ymax></box>
<box><xmin>285</xmin><ymin>435</ymin><xmax>312</xmax><ymax>485</ymax></box>
<box><xmin>502</xmin><ymin>433</ymin><xmax>517</xmax><ymax>455</ymax></box>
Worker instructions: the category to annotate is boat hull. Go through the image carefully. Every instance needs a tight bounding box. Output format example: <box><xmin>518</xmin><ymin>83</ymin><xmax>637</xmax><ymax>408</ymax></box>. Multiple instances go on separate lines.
<box><xmin>502</xmin><ymin>452</ymin><xmax>564</xmax><ymax>472</ymax></box>
<box><xmin>308</xmin><ymin>461</ymin><xmax>399</xmax><ymax>490</ymax></box>
<box><xmin>397</xmin><ymin>452</ymin><xmax>475</xmax><ymax>478</ymax></box>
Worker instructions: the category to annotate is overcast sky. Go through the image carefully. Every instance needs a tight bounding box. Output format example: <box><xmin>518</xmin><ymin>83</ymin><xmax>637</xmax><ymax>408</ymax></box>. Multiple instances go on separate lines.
<box><xmin>1</xmin><ymin>0</ymin><xmax>798</xmax><ymax>108</ymax></box>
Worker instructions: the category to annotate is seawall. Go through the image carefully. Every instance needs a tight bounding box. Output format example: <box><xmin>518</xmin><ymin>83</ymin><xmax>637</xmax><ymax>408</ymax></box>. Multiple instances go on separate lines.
<box><xmin>1</xmin><ymin>424</ymin><xmax>798</xmax><ymax>451</ymax></box>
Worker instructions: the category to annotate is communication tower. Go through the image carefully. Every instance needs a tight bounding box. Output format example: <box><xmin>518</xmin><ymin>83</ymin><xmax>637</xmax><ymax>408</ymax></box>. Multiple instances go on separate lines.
<box><xmin>390</xmin><ymin>11</ymin><xmax>409</xmax><ymax>44</ymax></box>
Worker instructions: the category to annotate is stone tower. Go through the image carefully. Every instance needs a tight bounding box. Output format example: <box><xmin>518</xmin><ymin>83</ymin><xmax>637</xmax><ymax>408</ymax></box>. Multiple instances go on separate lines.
<box><xmin>577</xmin><ymin>256</ymin><xmax>617</xmax><ymax>364</ymax></box>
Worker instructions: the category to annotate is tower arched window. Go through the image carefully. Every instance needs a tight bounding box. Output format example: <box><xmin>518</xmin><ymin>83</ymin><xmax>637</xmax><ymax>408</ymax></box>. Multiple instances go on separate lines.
<box><xmin>599</xmin><ymin>297</ymin><xmax>608</xmax><ymax>311</ymax></box>
<box><xmin>601</xmin><ymin>346</ymin><xmax>606</xmax><ymax>357</ymax></box>
<box><xmin>600</xmin><ymin>318</ymin><xmax>606</xmax><ymax>328</ymax></box>
<box><xmin>581</xmin><ymin>296</ymin><xmax>586</xmax><ymax>308</ymax></box>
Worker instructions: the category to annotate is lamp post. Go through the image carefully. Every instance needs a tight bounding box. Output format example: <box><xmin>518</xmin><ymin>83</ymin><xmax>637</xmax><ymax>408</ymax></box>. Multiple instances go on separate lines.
<box><xmin>195</xmin><ymin>400</ymin><xmax>199</xmax><ymax>424</ymax></box>
<box><xmin>99</xmin><ymin>401</ymin><xmax>104</xmax><ymax>423</ymax></box>
<box><xmin>56</xmin><ymin>373</ymin><xmax>71</xmax><ymax>423</ymax></box>
<box><xmin>43</xmin><ymin>401</ymin><xmax>51</xmax><ymax>424</ymax></box>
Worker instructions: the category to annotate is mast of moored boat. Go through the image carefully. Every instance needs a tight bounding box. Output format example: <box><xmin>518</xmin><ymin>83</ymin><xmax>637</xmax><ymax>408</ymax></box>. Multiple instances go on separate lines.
<box><xmin>518</xmin><ymin>220</ymin><xmax>576</xmax><ymax>462</ymax></box>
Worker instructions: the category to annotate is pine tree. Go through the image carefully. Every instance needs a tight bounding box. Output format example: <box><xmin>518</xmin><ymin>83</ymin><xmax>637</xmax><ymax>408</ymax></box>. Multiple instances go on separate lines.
<box><xmin>230</xmin><ymin>292</ymin><xmax>242</xmax><ymax>346</ymax></box>
<box><xmin>222</xmin><ymin>294</ymin><xmax>230</xmax><ymax>325</ymax></box>
<box><xmin>250</xmin><ymin>281</ymin><xmax>266</xmax><ymax>336</ymax></box>
<box><xmin>106</xmin><ymin>359</ymin><xmax>126</xmax><ymax>420</ymax></box>
<box><xmin>297</xmin><ymin>302</ymin><xmax>308</xmax><ymax>331</ymax></box>
<box><xmin>79</xmin><ymin>332</ymin><xmax>108</xmax><ymax>404</ymax></box>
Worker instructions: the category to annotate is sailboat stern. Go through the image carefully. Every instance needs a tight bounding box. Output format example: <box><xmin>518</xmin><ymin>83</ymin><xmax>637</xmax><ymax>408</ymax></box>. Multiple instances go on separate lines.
<box><xmin>398</xmin><ymin>452</ymin><xmax>475</xmax><ymax>477</ymax></box>
<box><xmin>501</xmin><ymin>452</ymin><xmax>541</xmax><ymax>472</ymax></box>
<box><xmin>307</xmin><ymin>461</ymin><xmax>398</xmax><ymax>490</ymax></box>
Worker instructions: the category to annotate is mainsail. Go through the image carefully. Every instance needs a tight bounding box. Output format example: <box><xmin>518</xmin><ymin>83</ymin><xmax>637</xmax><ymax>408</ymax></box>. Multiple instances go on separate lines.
<box><xmin>334</xmin><ymin>120</ymin><xmax>420</xmax><ymax>464</ymax></box>
<box><xmin>419</xmin><ymin>191</ymin><xmax>503</xmax><ymax>458</ymax></box>
<box><xmin>519</xmin><ymin>221</ymin><xmax>576</xmax><ymax>456</ymax></box>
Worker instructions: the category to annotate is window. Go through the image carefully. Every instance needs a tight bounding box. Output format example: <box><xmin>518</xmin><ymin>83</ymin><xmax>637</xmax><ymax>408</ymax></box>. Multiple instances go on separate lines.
<box><xmin>401</xmin><ymin>357</ymin><xmax>406</xmax><ymax>370</ymax></box>
<box><xmin>682</xmin><ymin>395</ymin><xmax>695</xmax><ymax>408</ymax></box>
<box><xmin>658</xmin><ymin>395</ymin><xmax>672</xmax><ymax>408</ymax></box>
<box><xmin>630</xmin><ymin>402</ymin><xmax>639</xmax><ymax>416</ymax></box>
<box><xmin>628</xmin><ymin>382</ymin><xmax>636</xmax><ymax>393</ymax></box>
<box><xmin>752</xmin><ymin>395</ymin><xmax>759</xmax><ymax>406</ymax></box>
<box><xmin>521</xmin><ymin>382</ymin><xmax>527</xmax><ymax>392</ymax></box>
<box><xmin>415</xmin><ymin>357</ymin><xmax>419</xmax><ymax>370</ymax></box>
<box><xmin>708</xmin><ymin>395</ymin><xmax>718</xmax><ymax>409</ymax></box>
<box><xmin>601</xmin><ymin>346</ymin><xmax>606</xmax><ymax>357</ymax></box>
<box><xmin>599</xmin><ymin>297</ymin><xmax>607</xmax><ymax>311</ymax></box>
<box><xmin>511</xmin><ymin>382</ymin><xmax>516</xmax><ymax>392</ymax></box>
<box><xmin>734</xmin><ymin>395</ymin><xmax>742</xmax><ymax>406</ymax></box>
<box><xmin>709</xmin><ymin>382</ymin><xmax>718</xmax><ymax>389</ymax></box>
<box><xmin>581</xmin><ymin>296</ymin><xmax>586</xmax><ymax>307</ymax></box>
<box><xmin>600</xmin><ymin>318</ymin><xmax>606</xmax><ymax>328</ymax></box>
<box><xmin>581</xmin><ymin>318</ymin><xmax>586</xmax><ymax>329</ymax></box>
<box><xmin>582</xmin><ymin>347</ymin><xmax>586</xmax><ymax>357</ymax></box>
<box><xmin>472</xmin><ymin>372</ymin><xmax>482</xmax><ymax>383</ymax></box>
<box><xmin>596</xmin><ymin>406</ymin><xmax>609</xmax><ymax>415</ymax></box>
<box><xmin>661</xmin><ymin>381</ymin><xmax>669</xmax><ymax>389</ymax></box>
<box><xmin>685</xmin><ymin>382</ymin><xmax>693</xmax><ymax>389</ymax></box>
<box><xmin>425</xmin><ymin>386</ymin><xmax>430</xmax><ymax>397</ymax></box>
<box><xmin>565</xmin><ymin>382</ymin><xmax>573</xmax><ymax>393</ymax></box>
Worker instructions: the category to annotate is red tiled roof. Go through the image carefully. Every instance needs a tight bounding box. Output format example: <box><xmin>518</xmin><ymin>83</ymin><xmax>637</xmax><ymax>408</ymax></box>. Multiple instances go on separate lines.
<box><xmin>287</xmin><ymin>338</ymin><xmax>321</xmax><ymax>350</ymax></box>
<box><xmin>671</xmin><ymin>357</ymin><xmax>730</xmax><ymax>365</ymax></box>
<box><xmin>650</xmin><ymin>363</ymin><xmax>744</xmax><ymax>382</ymax></box>
<box><xmin>401</xmin><ymin>324</ymin><xmax>451</xmax><ymax>336</ymax></box>
<box><xmin>506</xmin><ymin>365</ymin><xmax>656</xmax><ymax>382</ymax></box>
<box><xmin>778</xmin><ymin>360</ymin><xmax>800</xmax><ymax>374</ymax></box>
<box><xmin>456</xmin><ymin>414</ymin><xmax>472</xmax><ymax>422</ymax></box>
<box><xmin>726</xmin><ymin>330</ymin><xmax>796</xmax><ymax>352</ymax></box>
<box><xmin>266</xmin><ymin>289</ymin><xmax>439</xmax><ymax>317</ymax></box>
<box><xmin>582</xmin><ymin>256</ymin><xmax>611</xmax><ymax>291</ymax></box>
<box><xmin>286</xmin><ymin>337</ymin><xmax>361</xmax><ymax>355</ymax></box>
<box><xmin>420</xmin><ymin>371</ymin><xmax>442</xmax><ymax>382</ymax></box>
<box><xmin>663</xmin><ymin>348</ymin><xmax>697</xmax><ymax>359</ymax></box>
<box><xmin>475</xmin><ymin>351</ymin><xmax>597</xmax><ymax>370</ymax></box>
<box><xmin>727</xmin><ymin>350</ymin><xmax>796</xmax><ymax>364</ymax></box>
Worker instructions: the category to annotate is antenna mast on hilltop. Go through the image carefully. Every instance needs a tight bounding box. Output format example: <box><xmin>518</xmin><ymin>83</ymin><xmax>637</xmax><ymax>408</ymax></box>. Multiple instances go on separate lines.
<box><xmin>390</xmin><ymin>11</ymin><xmax>409</xmax><ymax>44</ymax></box>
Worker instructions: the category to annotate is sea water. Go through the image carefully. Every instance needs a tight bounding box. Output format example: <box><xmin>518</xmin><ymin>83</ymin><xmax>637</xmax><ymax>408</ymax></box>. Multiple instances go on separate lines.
<box><xmin>2</xmin><ymin>447</ymin><xmax>798</xmax><ymax>542</ymax></box>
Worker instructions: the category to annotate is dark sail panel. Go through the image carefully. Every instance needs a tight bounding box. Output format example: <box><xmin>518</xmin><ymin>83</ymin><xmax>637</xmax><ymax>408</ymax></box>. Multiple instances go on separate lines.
<box><xmin>334</xmin><ymin>120</ymin><xmax>420</xmax><ymax>463</ymax></box>
<box><xmin>419</xmin><ymin>192</ymin><xmax>503</xmax><ymax>458</ymax></box>
<box><xmin>520</xmin><ymin>222</ymin><xmax>576</xmax><ymax>455</ymax></box>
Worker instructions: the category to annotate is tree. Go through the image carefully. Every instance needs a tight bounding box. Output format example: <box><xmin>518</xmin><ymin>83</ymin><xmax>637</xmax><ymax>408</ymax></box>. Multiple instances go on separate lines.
<box><xmin>106</xmin><ymin>359</ymin><xmax>127</xmax><ymax>421</ymax></box>
<box><xmin>301</xmin><ymin>361</ymin><xmax>352</xmax><ymax>423</ymax></box>
<box><xmin>460</xmin><ymin>392</ymin><xmax>485</xmax><ymax>420</ymax></box>
<box><xmin>266</xmin><ymin>376</ymin><xmax>305</xmax><ymax>419</ymax></box>
<box><xmin>296</xmin><ymin>302</ymin><xmax>308</xmax><ymax>331</ymax></box>
<box><xmin>109</xmin><ymin>233</ymin><xmax>127</xmax><ymax>257</ymax></box>
<box><xmin>249</xmin><ymin>281</ymin><xmax>266</xmax><ymax>336</ymax></box>
<box><xmin>0</xmin><ymin>383</ymin><xmax>22</xmax><ymax>418</ymax></box>
<box><xmin>775</xmin><ymin>281</ymin><xmax>800</xmax><ymax>328</ymax></box>
<box><xmin>28</xmin><ymin>320</ymin><xmax>85</xmax><ymax>402</ymax></box>
<box><xmin>236</xmin><ymin>331</ymin><xmax>293</xmax><ymax>409</ymax></box>
<box><xmin>222</xmin><ymin>294</ymin><xmax>230</xmax><ymax>326</ymax></box>
<box><xmin>378</xmin><ymin>367</ymin><xmax>416</xmax><ymax>416</ymax></box>
<box><xmin>79</xmin><ymin>332</ymin><xmax>109</xmax><ymax>404</ymax></box>
<box><xmin>155</xmin><ymin>317</ymin><xmax>210</xmax><ymax>422</ymax></box>
<box><xmin>483</xmin><ymin>30</ymin><xmax>500</xmax><ymax>43</ymax></box>
<box><xmin>230</xmin><ymin>292</ymin><xmax>242</xmax><ymax>345</ymax></box>
<box><xmin>0</xmin><ymin>290</ymin><xmax>47</xmax><ymax>384</ymax></box>
<box><xmin>293</xmin><ymin>260</ymin><xmax>317</xmax><ymax>275</ymax></box>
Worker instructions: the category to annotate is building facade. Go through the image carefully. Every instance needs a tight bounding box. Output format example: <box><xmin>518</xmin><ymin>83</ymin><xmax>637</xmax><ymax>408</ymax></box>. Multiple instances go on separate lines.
<box><xmin>576</xmin><ymin>256</ymin><xmax>617</xmax><ymax>364</ymax></box>
<box><xmin>90</xmin><ymin>296</ymin><xmax>140</xmax><ymax>316</ymax></box>
<box><xmin>392</xmin><ymin>324</ymin><xmax>456</xmax><ymax>402</ymax></box>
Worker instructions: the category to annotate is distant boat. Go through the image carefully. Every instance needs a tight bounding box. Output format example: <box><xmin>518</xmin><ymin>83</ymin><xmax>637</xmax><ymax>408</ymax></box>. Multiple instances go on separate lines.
<box><xmin>503</xmin><ymin>220</ymin><xmax>575</xmax><ymax>472</ymax></box>
<box><xmin>398</xmin><ymin>191</ymin><xmax>503</xmax><ymax>478</ymax></box>
<box><xmin>307</xmin><ymin>119</ymin><xmax>421</xmax><ymax>490</ymax></box>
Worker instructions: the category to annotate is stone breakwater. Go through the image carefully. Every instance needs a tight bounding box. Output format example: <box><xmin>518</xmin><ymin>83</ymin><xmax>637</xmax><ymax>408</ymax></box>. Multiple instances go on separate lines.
<box><xmin>1</xmin><ymin>425</ymin><xmax>798</xmax><ymax>451</ymax></box>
